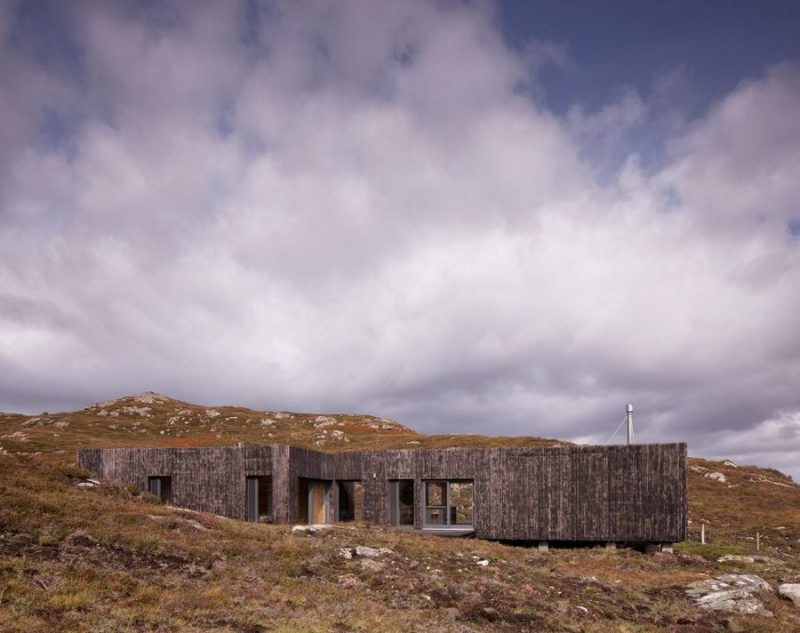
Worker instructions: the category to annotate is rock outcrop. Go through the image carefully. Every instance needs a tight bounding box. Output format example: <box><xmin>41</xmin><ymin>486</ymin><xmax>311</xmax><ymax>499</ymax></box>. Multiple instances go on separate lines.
<box><xmin>779</xmin><ymin>584</ymin><xmax>800</xmax><ymax>607</ymax></box>
<box><xmin>686</xmin><ymin>574</ymin><xmax>774</xmax><ymax>616</ymax></box>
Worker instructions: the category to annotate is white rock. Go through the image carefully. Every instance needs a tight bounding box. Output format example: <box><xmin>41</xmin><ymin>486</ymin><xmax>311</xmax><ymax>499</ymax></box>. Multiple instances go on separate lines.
<box><xmin>356</xmin><ymin>545</ymin><xmax>394</xmax><ymax>558</ymax></box>
<box><xmin>718</xmin><ymin>555</ymin><xmax>755</xmax><ymax>564</ymax></box>
<box><xmin>686</xmin><ymin>574</ymin><xmax>773</xmax><ymax>617</ymax></box>
<box><xmin>705</xmin><ymin>472</ymin><xmax>727</xmax><ymax>483</ymax></box>
<box><xmin>722</xmin><ymin>460</ymin><xmax>738</xmax><ymax>468</ymax></box>
<box><xmin>291</xmin><ymin>524</ymin><xmax>330</xmax><ymax>534</ymax></box>
<box><xmin>779</xmin><ymin>584</ymin><xmax>800</xmax><ymax>607</ymax></box>
<box><xmin>205</xmin><ymin>409</ymin><xmax>221</xmax><ymax>418</ymax></box>
<box><xmin>476</xmin><ymin>559</ymin><xmax>490</xmax><ymax>566</ymax></box>
<box><xmin>719</xmin><ymin>554</ymin><xmax>784</xmax><ymax>566</ymax></box>
<box><xmin>120</xmin><ymin>406</ymin><xmax>152</xmax><ymax>417</ymax></box>
<box><xmin>313</xmin><ymin>416</ymin><xmax>339</xmax><ymax>428</ymax></box>
<box><xmin>338</xmin><ymin>545</ymin><xmax>394</xmax><ymax>559</ymax></box>
<box><xmin>134</xmin><ymin>392</ymin><xmax>166</xmax><ymax>404</ymax></box>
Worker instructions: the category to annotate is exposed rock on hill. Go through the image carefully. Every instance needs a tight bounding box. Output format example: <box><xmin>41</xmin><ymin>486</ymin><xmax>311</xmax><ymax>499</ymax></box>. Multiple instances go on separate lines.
<box><xmin>686</xmin><ymin>574</ymin><xmax>774</xmax><ymax>616</ymax></box>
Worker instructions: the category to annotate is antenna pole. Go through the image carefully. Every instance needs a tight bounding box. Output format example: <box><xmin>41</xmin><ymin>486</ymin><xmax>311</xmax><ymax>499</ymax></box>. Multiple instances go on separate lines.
<box><xmin>626</xmin><ymin>404</ymin><xmax>634</xmax><ymax>445</ymax></box>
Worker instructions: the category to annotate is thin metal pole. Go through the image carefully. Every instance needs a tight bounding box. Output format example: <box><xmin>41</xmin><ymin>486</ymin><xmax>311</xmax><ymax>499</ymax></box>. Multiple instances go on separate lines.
<box><xmin>626</xmin><ymin>404</ymin><xmax>634</xmax><ymax>445</ymax></box>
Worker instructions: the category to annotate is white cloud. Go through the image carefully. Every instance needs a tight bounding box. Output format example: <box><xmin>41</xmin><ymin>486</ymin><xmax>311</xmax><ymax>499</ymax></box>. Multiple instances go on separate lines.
<box><xmin>0</xmin><ymin>1</ymin><xmax>799</xmax><ymax>478</ymax></box>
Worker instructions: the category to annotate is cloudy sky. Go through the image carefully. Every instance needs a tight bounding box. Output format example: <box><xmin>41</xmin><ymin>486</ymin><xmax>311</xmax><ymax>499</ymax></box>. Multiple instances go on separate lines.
<box><xmin>2</xmin><ymin>1</ymin><xmax>799</xmax><ymax>476</ymax></box>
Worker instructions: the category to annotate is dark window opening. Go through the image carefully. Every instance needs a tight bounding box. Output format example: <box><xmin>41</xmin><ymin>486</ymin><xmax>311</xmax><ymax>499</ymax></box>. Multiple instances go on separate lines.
<box><xmin>148</xmin><ymin>476</ymin><xmax>172</xmax><ymax>504</ymax></box>
<box><xmin>246</xmin><ymin>476</ymin><xmax>272</xmax><ymax>522</ymax></box>
<box><xmin>424</xmin><ymin>480</ymin><xmax>473</xmax><ymax>528</ymax></box>
<box><xmin>389</xmin><ymin>479</ymin><xmax>415</xmax><ymax>527</ymax></box>
<box><xmin>337</xmin><ymin>481</ymin><xmax>364</xmax><ymax>522</ymax></box>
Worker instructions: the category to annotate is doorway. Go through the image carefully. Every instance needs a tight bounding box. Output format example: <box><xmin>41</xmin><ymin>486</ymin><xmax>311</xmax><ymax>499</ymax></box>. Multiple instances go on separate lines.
<box><xmin>298</xmin><ymin>478</ymin><xmax>330</xmax><ymax>524</ymax></box>
<box><xmin>148</xmin><ymin>476</ymin><xmax>172</xmax><ymax>504</ymax></box>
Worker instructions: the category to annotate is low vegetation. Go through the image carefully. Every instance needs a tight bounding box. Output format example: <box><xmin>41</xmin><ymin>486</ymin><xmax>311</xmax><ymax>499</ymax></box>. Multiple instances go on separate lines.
<box><xmin>1</xmin><ymin>393</ymin><xmax>799</xmax><ymax>631</ymax></box>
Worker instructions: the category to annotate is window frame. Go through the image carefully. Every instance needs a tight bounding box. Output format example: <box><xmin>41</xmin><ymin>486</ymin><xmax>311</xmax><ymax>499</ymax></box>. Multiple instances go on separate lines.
<box><xmin>423</xmin><ymin>479</ymin><xmax>474</xmax><ymax>529</ymax></box>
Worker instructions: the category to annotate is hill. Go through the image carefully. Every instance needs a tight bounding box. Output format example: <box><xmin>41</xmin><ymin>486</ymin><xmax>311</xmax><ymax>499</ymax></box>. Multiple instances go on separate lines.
<box><xmin>1</xmin><ymin>393</ymin><xmax>799</xmax><ymax>631</ymax></box>
<box><xmin>0</xmin><ymin>391</ymin><xmax>567</xmax><ymax>463</ymax></box>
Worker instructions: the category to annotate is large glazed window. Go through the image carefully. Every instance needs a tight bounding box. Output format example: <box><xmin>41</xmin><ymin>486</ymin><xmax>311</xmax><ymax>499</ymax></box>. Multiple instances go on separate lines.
<box><xmin>449</xmin><ymin>481</ymin><xmax>474</xmax><ymax>526</ymax></box>
<box><xmin>424</xmin><ymin>480</ymin><xmax>473</xmax><ymax>528</ymax></box>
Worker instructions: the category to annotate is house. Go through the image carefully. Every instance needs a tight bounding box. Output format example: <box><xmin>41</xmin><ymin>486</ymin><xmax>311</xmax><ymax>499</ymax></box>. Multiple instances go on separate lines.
<box><xmin>77</xmin><ymin>442</ymin><xmax>687</xmax><ymax>546</ymax></box>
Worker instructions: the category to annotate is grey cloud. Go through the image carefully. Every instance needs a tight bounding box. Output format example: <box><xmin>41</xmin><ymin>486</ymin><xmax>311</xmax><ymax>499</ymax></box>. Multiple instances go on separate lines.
<box><xmin>1</xmin><ymin>1</ymin><xmax>799</xmax><ymax>478</ymax></box>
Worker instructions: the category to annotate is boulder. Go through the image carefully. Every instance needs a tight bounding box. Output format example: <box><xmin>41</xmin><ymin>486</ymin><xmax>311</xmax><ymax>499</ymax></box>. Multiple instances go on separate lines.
<box><xmin>718</xmin><ymin>554</ymin><xmax>784</xmax><ymax>566</ymax></box>
<box><xmin>338</xmin><ymin>545</ymin><xmax>394</xmax><ymax>559</ymax></box>
<box><xmin>291</xmin><ymin>524</ymin><xmax>331</xmax><ymax>534</ymax></box>
<box><xmin>779</xmin><ymin>584</ymin><xmax>800</xmax><ymax>607</ymax></box>
<box><xmin>686</xmin><ymin>574</ymin><xmax>773</xmax><ymax>617</ymax></box>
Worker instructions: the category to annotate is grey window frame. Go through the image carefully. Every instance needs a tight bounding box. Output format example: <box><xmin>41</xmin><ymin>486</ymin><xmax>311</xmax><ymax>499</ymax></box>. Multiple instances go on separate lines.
<box><xmin>423</xmin><ymin>479</ymin><xmax>474</xmax><ymax>528</ymax></box>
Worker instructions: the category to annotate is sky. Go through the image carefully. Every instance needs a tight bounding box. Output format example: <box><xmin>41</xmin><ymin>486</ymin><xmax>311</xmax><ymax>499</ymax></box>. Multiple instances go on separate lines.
<box><xmin>1</xmin><ymin>0</ymin><xmax>799</xmax><ymax>477</ymax></box>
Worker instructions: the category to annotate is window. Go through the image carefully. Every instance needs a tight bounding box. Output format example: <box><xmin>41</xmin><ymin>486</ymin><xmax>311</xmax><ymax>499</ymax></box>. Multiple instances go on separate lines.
<box><xmin>148</xmin><ymin>476</ymin><xmax>172</xmax><ymax>504</ymax></box>
<box><xmin>389</xmin><ymin>480</ymin><xmax>414</xmax><ymax>527</ymax></box>
<box><xmin>338</xmin><ymin>481</ymin><xmax>364</xmax><ymax>522</ymax></box>
<box><xmin>246</xmin><ymin>476</ymin><xmax>272</xmax><ymax>522</ymax></box>
<box><xmin>424</xmin><ymin>480</ymin><xmax>473</xmax><ymax>528</ymax></box>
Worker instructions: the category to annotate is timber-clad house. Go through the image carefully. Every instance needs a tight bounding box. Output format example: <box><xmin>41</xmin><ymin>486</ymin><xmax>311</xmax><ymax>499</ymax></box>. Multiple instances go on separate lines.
<box><xmin>77</xmin><ymin>443</ymin><xmax>687</xmax><ymax>546</ymax></box>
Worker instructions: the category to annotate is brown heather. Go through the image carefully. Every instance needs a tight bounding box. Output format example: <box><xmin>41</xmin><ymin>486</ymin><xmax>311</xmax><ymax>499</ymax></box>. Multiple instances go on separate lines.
<box><xmin>1</xmin><ymin>394</ymin><xmax>799</xmax><ymax>632</ymax></box>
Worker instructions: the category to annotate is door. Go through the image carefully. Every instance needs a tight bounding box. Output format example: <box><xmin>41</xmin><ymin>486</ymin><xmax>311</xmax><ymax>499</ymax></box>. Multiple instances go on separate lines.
<box><xmin>299</xmin><ymin>478</ymin><xmax>330</xmax><ymax>524</ymax></box>
<box><xmin>310</xmin><ymin>481</ymin><xmax>326</xmax><ymax>524</ymax></box>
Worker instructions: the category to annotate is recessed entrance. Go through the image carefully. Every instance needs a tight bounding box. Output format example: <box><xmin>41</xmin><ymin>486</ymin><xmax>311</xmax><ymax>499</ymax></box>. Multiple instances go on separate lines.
<box><xmin>298</xmin><ymin>478</ymin><xmax>330</xmax><ymax>524</ymax></box>
<box><xmin>148</xmin><ymin>476</ymin><xmax>172</xmax><ymax>504</ymax></box>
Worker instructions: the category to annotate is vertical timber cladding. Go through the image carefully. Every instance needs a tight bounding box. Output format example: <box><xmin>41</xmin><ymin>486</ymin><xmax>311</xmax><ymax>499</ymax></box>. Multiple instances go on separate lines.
<box><xmin>77</xmin><ymin>442</ymin><xmax>687</xmax><ymax>542</ymax></box>
<box><xmin>75</xmin><ymin>446</ymin><xmax>274</xmax><ymax>520</ymax></box>
<box><xmin>485</xmin><ymin>444</ymin><xmax>686</xmax><ymax>542</ymax></box>
<box><xmin>606</xmin><ymin>443</ymin><xmax>687</xmax><ymax>542</ymax></box>
<box><xmin>270</xmin><ymin>445</ymin><xmax>291</xmax><ymax>524</ymax></box>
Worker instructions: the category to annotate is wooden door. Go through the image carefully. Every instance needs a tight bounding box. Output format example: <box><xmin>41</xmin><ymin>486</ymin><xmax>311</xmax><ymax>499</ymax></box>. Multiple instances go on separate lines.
<box><xmin>311</xmin><ymin>481</ymin><xmax>326</xmax><ymax>524</ymax></box>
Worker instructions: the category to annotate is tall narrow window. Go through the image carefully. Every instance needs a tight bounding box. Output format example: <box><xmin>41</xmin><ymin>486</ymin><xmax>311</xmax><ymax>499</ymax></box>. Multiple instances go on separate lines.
<box><xmin>148</xmin><ymin>476</ymin><xmax>172</xmax><ymax>504</ymax></box>
<box><xmin>424</xmin><ymin>480</ymin><xmax>473</xmax><ymax>528</ymax></box>
<box><xmin>389</xmin><ymin>480</ymin><xmax>414</xmax><ymax>527</ymax></box>
<box><xmin>338</xmin><ymin>481</ymin><xmax>364</xmax><ymax>522</ymax></box>
<box><xmin>246</xmin><ymin>476</ymin><xmax>272</xmax><ymax>522</ymax></box>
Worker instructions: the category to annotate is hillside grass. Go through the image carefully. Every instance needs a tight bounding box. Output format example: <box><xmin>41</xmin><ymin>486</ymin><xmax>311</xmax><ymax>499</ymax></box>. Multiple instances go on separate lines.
<box><xmin>3</xmin><ymin>451</ymin><xmax>799</xmax><ymax>632</ymax></box>
<box><xmin>1</xmin><ymin>393</ymin><xmax>800</xmax><ymax>631</ymax></box>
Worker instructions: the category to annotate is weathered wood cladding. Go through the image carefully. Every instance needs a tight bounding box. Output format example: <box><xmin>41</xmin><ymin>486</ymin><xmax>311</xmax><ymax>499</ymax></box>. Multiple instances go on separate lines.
<box><xmin>76</xmin><ymin>442</ymin><xmax>687</xmax><ymax>542</ymax></box>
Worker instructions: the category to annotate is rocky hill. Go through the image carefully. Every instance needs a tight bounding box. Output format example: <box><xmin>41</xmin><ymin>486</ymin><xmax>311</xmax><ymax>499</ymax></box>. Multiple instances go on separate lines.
<box><xmin>0</xmin><ymin>391</ymin><xmax>566</xmax><ymax>463</ymax></box>
<box><xmin>1</xmin><ymin>393</ymin><xmax>799</xmax><ymax>631</ymax></box>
